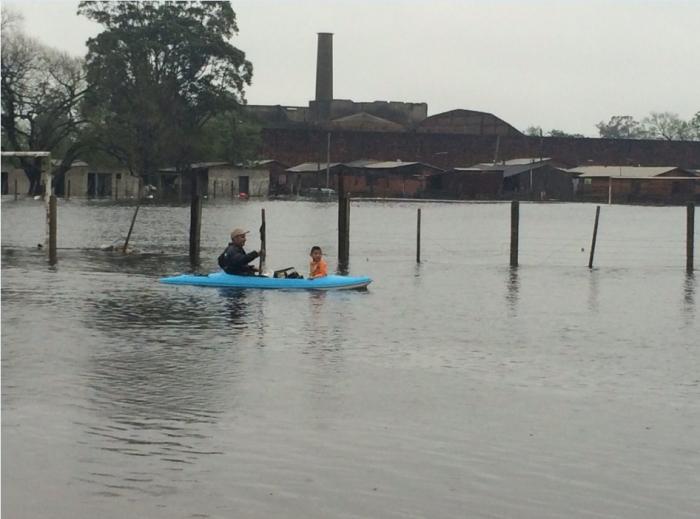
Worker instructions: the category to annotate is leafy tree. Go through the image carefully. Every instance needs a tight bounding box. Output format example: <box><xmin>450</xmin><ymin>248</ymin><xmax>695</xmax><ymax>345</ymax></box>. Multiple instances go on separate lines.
<box><xmin>597</xmin><ymin>112</ymin><xmax>699</xmax><ymax>141</ymax></box>
<box><xmin>1</xmin><ymin>7</ymin><xmax>89</xmax><ymax>194</ymax></box>
<box><xmin>642</xmin><ymin>111</ymin><xmax>692</xmax><ymax>141</ymax></box>
<box><xmin>547</xmin><ymin>129</ymin><xmax>585</xmax><ymax>138</ymax></box>
<box><xmin>197</xmin><ymin>112</ymin><xmax>261</xmax><ymax>165</ymax></box>
<box><xmin>525</xmin><ymin>126</ymin><xmax>584</xmax><ymax>138</ymax></box>
<box><xmin>690</xmin><ymin>111</ymin><xmax>700</xmax><ymax>140</ymax></box>
<box><xmin>596</xmin><ymin>115</ymin><xmax>647</xmax><ymax>139</ymax></box>
<box><xmin>78</xmin><ymin>1</ymin><xmax>253</xmax><ymax>181</ymax></box>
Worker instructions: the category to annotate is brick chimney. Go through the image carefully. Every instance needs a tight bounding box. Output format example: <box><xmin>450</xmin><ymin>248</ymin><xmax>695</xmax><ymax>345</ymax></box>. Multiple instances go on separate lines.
<box><xmin>315</xmin><ymin>32</ymin><xmax>333</xmax><ymax>101</ymax></box>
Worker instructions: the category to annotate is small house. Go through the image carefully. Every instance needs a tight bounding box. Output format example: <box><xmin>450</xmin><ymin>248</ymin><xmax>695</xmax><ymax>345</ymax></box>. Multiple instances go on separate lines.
<box><xmin>568</xmin><ymin>165</ymin><xmax>698</xmax><ymax>203</ymax></box>
<box><xmin>430</xmin><ymin>168</ymin><xmax>503</xmax><ymax>199</ymax></box>
<box><xmin>339</xmin><ymin>161</ymin><xmax>444</xmax><ymax>197</ymax></box>
<box><xmin>281</xmin><ymin>162</ymin><xmax>344</xmax><ymax>195</ymax></box>
<box><xmin>459</xmin><ymin>158</ymin><xmax>576</xmax><ymax>200</ymax></box>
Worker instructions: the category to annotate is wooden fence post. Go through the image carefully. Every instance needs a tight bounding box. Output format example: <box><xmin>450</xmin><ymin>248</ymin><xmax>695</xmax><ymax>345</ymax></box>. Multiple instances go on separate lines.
<box><xmin>588</xmin><ymin>205</ymin><xmax>601</xmax><ymax>269</ymax></box>
<box><xmin>344</xmin><ymin>197</ymin><xmax>350</xmax><ymax>264</ymax></box>
<box><xmin>688</xmin><ymin>203</ymin><xmax>695</xmax><ymax>273</ymax></box>
<box><xmin>42</xmin><ymin>157</ymin><xmax>53</xmax><ymax>249</ymax></box>
<box><xmin>326</xmin><ymin>131</ymin><xmax>331</xmax><ymax>188</ymax></box>
<box><xmin>123</xmin><ymin>177</ymin><xmax>142</xmax><ymax>253</ymax></box>
<box><xmin>48</xmin><ymin>195</ymin><xmax>57</xmax><ymax>264</ymax></box>
<box><xmin>189</xmin><ymin>173</ymin><xmax>202</xmax><ymax>265</ymax></box>
<box><xmin>14</xmin><ymin>179</ymin><xmax>18</xmax><ymax>200</ymax></box>
<box><xmin>259</xmin><ymin>208</ymin><xmax>266</xmax><ymax>273</ymax></box>
<box><xmin>510</xmin><ymin>200</ymin><xmax>519</xmax><ymax>267</ymax></box>
<box><xmin>416</xmin><ymin>208</ymin><xmax>421</xmax><ymax>263</ymax></box>
<box><xmin>338</xmin><ymin>173</ymin><xmax>350</xmax><ymax>269</ymax></box>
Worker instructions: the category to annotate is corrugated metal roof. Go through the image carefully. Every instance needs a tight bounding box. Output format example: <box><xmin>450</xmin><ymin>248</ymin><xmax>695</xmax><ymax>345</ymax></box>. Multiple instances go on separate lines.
<box><xmin>567</xmin><ymin>166</ymin><xmax>683</xmax><ymax>178</ymax></box>
<box><xmin>502</xmin><ymin>157</ymin><xmax>552</xmax><ymax>166</ymax></box>
<box><xmin>458</xmin><ymin>163</ymin><xmax>496</xmax><ymax>170</ymax></box>
<box><xmin>459</xmin><ymin>159</ymin><xmax>562</xmax><ymax>178</ymax></box>
<box><xmin>454</xmin><ymin>163</ymin><xmax>499</xmax><ymax>171</ymax></box>
<box><xmin>191</xmin><ymin>161</ymin><xmax>230</xmax><ymax>169</ymax></box>
<box><xmin>363</xmin><ymin>161</ymin><xmax>421</xmax><ymax>169</ymax></box>
<box><xmin>343</xmin><ymin>159</ymin><xmax>381</xmax><ymax>168</ymax></box>
<box><xmin>287</xmin><ymin>162</ymin><xmax>342</xmax><ymax>172</ymax></box>
<box><xmin>159</xmin><ymin>161</ymin><xmax>230</xmax><ymax>172</ymax></box>
<box><xmin>452</xmin><ymin>167</ymin><xmax>502</xmax><ymax>173</ymax></box>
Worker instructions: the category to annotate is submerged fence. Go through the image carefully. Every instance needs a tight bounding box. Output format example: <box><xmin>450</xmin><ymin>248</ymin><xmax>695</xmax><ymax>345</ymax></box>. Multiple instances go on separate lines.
<box><xmin>1</xmin><ymin>194</ymin><xmax>697</xmax><ymax>274</ymax></box>
<box><xmin>337</xmin><ymin>198</ymin><xmax>696</xmax><ymax>274</ymax></box>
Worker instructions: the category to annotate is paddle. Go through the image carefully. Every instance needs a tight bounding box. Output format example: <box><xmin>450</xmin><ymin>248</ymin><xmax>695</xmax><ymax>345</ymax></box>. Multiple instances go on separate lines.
<box><xmin>259</xmin><ymin>208</ymin><xmax>266</xmax><ymax>273</ymax></box>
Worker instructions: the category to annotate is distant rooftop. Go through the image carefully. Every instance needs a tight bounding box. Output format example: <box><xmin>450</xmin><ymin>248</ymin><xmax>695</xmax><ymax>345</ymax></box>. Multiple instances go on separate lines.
<box><xmin>566</xmin><ymin>166</ymin><xmax>687</xmax><ymax>178</ymax></box>
<box><xmin>458</xmin><ymin>158</ymin><xmax>559</xmax><ymax>178</ymax></box>
<box><xmin>287</xmin><ymin>162</ymin><xmax>342</xmax><ymax>172</ymax></box>
<box><xmin>160</xmin><ymin>161</ymin><xmax>229</xmax><ymax>172</ymax></box>
<box><xmin>364</xmin><ymin>161</ymin><xmax>421</xmax><ymax>169</ymax></box>
<box><xmin>343</xmin><ymin>159</ymin><xmax>381</xmax><ymax>168</ymax></box>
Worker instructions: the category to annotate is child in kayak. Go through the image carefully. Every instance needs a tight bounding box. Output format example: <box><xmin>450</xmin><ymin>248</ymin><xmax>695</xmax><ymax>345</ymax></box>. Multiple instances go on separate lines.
<box><xmin>309</xmin><ymin>246</ymin><xmax>328</xmax><ymax>279</ymax></box>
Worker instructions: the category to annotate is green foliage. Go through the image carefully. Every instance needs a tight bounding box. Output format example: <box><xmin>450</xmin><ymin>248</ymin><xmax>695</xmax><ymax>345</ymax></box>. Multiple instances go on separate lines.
<box><xmin>642</xmin><ymin>112</ymin><xmax>691</xmax><ymax>141</ymax></box>
<box><xmin>78</xmin><ymin>0</ymin><xmax>253</xmax><ymax>176</ymax></box>
<box><xmin>547</xmin><ymin>129</ymin><xmax>584</xmax><ymax>138</ymax></box>
<box><xmin>524</xmin><ymin>126</ymin><xmax>584</xmax><ymax>138</ymax></box>
<box><xmin>596</xmin><ymin>115</ymin><xmax>647</xmax><ymax>139</ymax></box>
<box><xmin>597</xmin><ymin>112</ymin><xmax>699</xmax><ymax>141</ymax></box>
<box><xmin>690</xmin><ymin>111</ymin><xmax>700</xmax><ymax>140</ymax></box>
<box><xmin>196</xmin><ymin>112</ymin><xmax>262</xmax><ymax>165</ymax></box>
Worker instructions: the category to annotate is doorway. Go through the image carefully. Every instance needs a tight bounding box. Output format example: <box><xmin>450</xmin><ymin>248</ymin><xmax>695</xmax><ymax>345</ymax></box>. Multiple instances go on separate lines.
<box><xmin>238</xmin><ymin>175</ymin><xmax>249</xmax><ymax>195</ymax></box>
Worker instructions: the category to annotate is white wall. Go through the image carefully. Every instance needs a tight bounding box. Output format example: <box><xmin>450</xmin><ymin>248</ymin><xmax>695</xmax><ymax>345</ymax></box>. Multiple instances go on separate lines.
<box><xmin>208</xmin><ymin>166</ymin><xmax>270</xmax><ymax>198</ymax></box>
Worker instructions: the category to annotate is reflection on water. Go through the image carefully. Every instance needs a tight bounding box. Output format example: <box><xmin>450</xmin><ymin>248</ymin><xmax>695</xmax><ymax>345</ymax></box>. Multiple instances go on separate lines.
<box><xmin>219</xmin><ymin>288</ymin><xmax>249</xmax><ymax>329</ymax></box>
<box><xmin>683</xmin><ymin>272</ymin><xmax>695</xmax><ymax>325</ymax></box>
<box><xmin>587</xmin><ymin>269</ymin><xmax>600</xmax><ymax>314</ymax></box>
<box><xmin>506</xmin><ymin>267</ymin><xmax>519</xmax><ymax>315</ymax></box>
<box><xmin>308</xmin><ymin>289</ymin><xmax>328</xmax><ymax>310</ymax></box>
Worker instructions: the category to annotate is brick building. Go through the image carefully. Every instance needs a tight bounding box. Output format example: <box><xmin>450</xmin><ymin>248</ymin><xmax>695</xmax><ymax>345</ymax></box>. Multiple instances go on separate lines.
<box><xmin>248</xmin><ymin>32</ymin><xmax>700</xmax><ymax>188</ymax></box>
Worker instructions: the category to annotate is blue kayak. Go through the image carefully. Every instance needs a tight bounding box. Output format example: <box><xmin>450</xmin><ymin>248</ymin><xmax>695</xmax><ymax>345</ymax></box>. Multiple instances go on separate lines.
<box><xmin>160</xmin><ymin>272</ymin><xmax>372</xmax><ymax>290</ymax></box>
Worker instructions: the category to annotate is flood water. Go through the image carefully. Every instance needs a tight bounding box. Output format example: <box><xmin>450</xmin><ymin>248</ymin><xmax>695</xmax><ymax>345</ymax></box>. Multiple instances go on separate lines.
<box><xmin>2</xmin><ymin>197</ymin><xmax>699</xmax><ymax>518</ymax></box>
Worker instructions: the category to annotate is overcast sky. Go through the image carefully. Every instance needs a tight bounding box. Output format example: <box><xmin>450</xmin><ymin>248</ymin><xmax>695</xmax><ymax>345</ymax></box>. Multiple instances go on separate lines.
<box><xmin>4</xmin><ymin>0</ymin><xmax>699</xmax><ymax>136</ymax></box>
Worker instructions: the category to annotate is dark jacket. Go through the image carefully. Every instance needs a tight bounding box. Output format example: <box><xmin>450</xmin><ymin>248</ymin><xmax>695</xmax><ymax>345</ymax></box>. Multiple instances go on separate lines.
<box><xmin>219</xmin><ymin>243</ymin><xmax>259</xmax><ymax>275</ymax></box>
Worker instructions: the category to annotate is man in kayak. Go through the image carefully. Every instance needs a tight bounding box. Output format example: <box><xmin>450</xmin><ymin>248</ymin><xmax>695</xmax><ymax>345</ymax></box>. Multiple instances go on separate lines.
<box><xmin>218</xmin><ymin>228</ymin><xmax>260</xmax><ymax>275</ymax></box>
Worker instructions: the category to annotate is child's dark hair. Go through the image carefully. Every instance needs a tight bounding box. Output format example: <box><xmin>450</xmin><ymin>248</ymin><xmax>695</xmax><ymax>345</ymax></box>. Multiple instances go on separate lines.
<box><xmin>310</xmin><ymin>245</ymin><xmax>322</xmax><ymax>255</ymax></box>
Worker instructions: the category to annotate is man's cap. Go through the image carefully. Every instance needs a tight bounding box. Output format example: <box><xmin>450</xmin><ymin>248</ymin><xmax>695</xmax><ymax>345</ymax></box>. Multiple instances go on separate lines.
<box><xmin>231</xmin><ymin>228</ymin><xmax>249</xmax><ymax>238</ymax></box>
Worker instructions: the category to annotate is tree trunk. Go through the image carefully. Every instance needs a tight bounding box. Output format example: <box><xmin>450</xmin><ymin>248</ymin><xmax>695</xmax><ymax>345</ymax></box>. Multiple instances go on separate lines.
<box><xmin>27</xmin><ymin>170</ymin><xmax>42</xmax><ymax>196</ymax></box>
<box><xmin>22</xmin><ymin>162</ymin><xmax>43</xmax><ymax>196</ymax></box>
